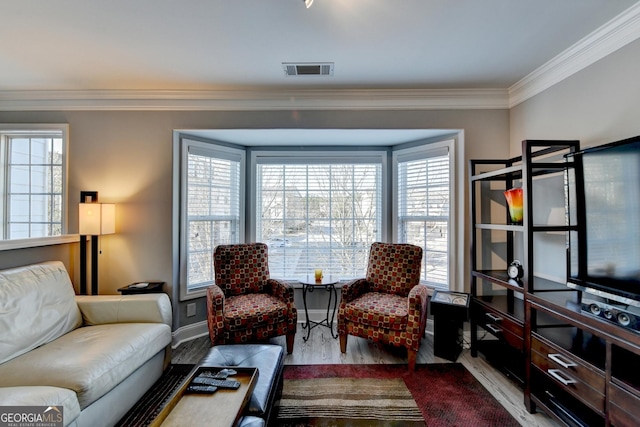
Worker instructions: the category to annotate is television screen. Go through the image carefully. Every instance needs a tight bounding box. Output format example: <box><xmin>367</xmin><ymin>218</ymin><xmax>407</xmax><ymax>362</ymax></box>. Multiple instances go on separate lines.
<box><xmin>567</xmin><ymin>136</ymin><xmax>640</xmax><ymax>305</ymax></box>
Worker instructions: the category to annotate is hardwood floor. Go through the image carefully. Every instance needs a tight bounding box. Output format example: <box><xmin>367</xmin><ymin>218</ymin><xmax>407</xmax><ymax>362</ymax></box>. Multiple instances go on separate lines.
<box><xmin>172</xmin><ymin>324</ymin><xmax>557</xmax><ymax>427</ymax></box>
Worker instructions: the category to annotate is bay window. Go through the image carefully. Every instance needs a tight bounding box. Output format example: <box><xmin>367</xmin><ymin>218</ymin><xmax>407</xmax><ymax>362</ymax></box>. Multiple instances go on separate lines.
<box><xmin>175</xmin><ymin>133</ymin><xmax>457</xmax><ymax>300</ymax></box>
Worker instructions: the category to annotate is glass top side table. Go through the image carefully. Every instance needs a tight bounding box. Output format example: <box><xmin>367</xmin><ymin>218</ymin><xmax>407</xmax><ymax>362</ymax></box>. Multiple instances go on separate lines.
<box><xmin>298</xmin><ymin>275</ymin><xmax>340</xmax><ymax>341</ymax></box>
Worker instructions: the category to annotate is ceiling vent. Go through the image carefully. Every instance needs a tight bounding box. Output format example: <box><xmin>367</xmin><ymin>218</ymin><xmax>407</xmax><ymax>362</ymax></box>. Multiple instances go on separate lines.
<box><xmin>282</xmin><ymin>62</ymin><xmax>334</xmax><ymax>77</ymax></box>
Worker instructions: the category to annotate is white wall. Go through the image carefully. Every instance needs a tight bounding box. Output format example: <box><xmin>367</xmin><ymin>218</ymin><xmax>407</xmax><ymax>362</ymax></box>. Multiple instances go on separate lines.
<box><xmin>510</xmin><ymin>38</ymin><xmax>640</xmax><ymax>153</ymax></box>
<box><xmin>0</xmin><ymin>108</ymin><xmax>509</xmax><ymax>329</ymax></box>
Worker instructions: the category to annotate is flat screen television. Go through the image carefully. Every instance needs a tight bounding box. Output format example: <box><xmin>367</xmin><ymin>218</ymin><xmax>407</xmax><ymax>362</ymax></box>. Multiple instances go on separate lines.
<box><xmin>565</xmin><ymin>135</ymin><xmax>640</xmax><ymax>307</ymax></box>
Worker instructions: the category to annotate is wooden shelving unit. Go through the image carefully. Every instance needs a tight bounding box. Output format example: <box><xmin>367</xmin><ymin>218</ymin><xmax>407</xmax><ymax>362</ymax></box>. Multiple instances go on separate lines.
<box><xmin>470</xmin><ymin>139</ymin><xmax>640</xmax><ymax>426</ymax></box>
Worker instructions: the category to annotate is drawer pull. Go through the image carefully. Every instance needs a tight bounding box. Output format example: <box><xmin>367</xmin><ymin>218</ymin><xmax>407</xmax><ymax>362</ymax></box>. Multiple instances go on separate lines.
<box><xmin>485</xmin><ymin>313</ymin><xmax>503</xmax><ymax>323</ymax></box>
<box><xmin>486</xmin><ymin>324</ymin><xmax>503</xmax><ymax>335</ymax></box>
<box><xmin>548</xmin><ymin>369</ymin><xmax>577</xmax><ymax>386</ymax></box>
<box><xmin>548</xmin><ymin>353</ymin><xmax>577</xmax><ymax>369</ymax></box>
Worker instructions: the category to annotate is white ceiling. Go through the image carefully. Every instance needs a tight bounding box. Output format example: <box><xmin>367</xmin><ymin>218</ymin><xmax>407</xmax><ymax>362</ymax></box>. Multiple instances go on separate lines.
<box><xmin>1</xmin><ymin>0</ymin><xmax>637</xmax><ymax>92</ymax></box>
<box><xmin>2</xmin><ymin>1</ymin><xmax>639</xmax><ymax>146</ymax></box>
<box><xmin>182</xmin><ymin>128</ymin><xmax>455</xmax><ymax>146</ymax></box>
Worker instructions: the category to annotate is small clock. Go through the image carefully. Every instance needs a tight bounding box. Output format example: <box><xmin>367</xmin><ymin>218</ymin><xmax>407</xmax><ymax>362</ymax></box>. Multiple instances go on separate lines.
<box><xmin>507</xmin><ymin>260</ymin><xmax>524</xmax><ymax>280</ymax></box>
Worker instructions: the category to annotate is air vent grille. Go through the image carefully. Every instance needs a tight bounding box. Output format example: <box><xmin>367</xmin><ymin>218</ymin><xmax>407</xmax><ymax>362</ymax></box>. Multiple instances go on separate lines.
<box><xmin>282</xmin><ymin>62</ymin><xmax>334</xmax><ymax>76</ymax></box>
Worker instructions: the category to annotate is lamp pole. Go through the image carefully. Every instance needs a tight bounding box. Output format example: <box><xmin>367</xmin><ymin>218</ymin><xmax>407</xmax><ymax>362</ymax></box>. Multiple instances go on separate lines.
<box><xmin>80</xmin><ymin>191</ymin><xmax>98</xmax><ymax>295</ymax></box>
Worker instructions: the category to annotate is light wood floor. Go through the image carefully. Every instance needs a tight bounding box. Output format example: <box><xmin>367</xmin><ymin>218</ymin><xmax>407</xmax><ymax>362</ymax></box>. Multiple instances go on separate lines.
<box><xmin>172</xmin><ymin>324</ymin><xmax>557</xmax><ymax>427</ymax></box>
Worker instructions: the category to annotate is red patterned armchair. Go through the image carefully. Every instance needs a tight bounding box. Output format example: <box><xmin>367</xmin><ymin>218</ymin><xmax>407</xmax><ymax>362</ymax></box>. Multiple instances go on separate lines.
<box><xmin>206</xmin><ymin>243</ymin><xmax>297</xmax><ymax>354</ymax></box>
<box><xmin>337</xmin><ymin>242</ymin><xmax>427</xmax><ymax>370</ymax></box>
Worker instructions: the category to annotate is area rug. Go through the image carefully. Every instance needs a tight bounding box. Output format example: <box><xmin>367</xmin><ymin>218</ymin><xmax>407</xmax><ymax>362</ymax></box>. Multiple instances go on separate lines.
<box><xmin>276</xmin><ymin>364</ymin><xmax>520</xmax><ymax>427</ymax></box>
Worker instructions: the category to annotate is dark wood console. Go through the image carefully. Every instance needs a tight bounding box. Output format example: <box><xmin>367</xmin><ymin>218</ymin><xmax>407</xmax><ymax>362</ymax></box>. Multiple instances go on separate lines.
<box><xmin>470</xmin><ymin>140</ymin><xmax>640</xmax><ymax>426</ymax></box>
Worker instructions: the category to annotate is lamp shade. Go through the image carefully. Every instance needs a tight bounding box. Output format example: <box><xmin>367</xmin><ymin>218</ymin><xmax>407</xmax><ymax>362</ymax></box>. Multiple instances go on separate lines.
<box><xmin>100</xmin><ymin>204</ymin><xmax>116</xmax><ymax>235</ymax></box>
<box><xmin>79</xmin><ymin>203</ymin><xmax>116</xmax><ymax>235</ymax></box>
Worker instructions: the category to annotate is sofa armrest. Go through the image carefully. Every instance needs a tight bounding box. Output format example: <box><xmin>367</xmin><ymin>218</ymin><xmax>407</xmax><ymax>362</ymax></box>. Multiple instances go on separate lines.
<box><xmin>75</xmin><ymin>294</ymin><xmax>172</xmax><ymax>326</ymax></box>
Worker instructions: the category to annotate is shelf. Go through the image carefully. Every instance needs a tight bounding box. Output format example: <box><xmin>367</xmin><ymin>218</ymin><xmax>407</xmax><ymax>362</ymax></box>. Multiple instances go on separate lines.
<box><xmin>471</xmin><ymin>164</ymin><xmax>522</xmax><ymax>182</ymax></box>
<box><xmin>475</xmin><ymin>223</ymin><xmax>523</xmax><ymax>232</ymax></box>
<box><xmin>470</xmin><ymin>140</ymin><xmax>608</xmax><ymax>426</ymax></box>
<box><xmin>472</xmin><ymin>270</ymin><xmax>525</xmax><ymax>291</ymax></box>
<box><xmin>531</xmin><ymin>224</ymin><xmax>574</xmax><ymax>233</ymax></box>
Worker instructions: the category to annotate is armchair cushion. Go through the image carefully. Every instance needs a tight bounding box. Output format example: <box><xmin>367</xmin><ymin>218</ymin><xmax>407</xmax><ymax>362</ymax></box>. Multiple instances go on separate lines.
<box><xmin>366</xmin><ymin>242</ymin><xmax>423</xmax><ymax>296</ymax></box>
<box><xmin>342</xmin><ymin>292</ymin><xmax>408</xmax><ymax>331</ymax></box>
<box><xmin>225</xmin><ymin>294</ymin><xmax>290</xmax><ymax>332</ymax></box>
<box><xmin>214</xmin><ymin>243</ymin><xmax>270</xmax><ymax>296</ymax></box>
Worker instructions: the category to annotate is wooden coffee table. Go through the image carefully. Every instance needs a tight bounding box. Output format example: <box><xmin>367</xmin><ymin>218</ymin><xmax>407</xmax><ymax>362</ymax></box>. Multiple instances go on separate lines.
<box><xmin>153</xmin><ymin>366</ymin><xmax>258</xmax><ymax>427</ymax></box>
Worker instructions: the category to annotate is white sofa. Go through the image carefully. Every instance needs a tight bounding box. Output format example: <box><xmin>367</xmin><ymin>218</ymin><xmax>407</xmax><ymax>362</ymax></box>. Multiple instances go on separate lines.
<box><xmin>0</xmin><ymin>261</ymin><xmax>172</xmax><ymax>427</ymax></box>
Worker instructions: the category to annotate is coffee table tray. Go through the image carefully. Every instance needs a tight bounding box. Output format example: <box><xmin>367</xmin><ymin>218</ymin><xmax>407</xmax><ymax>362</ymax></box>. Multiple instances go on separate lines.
<box><xmin>155</xmin><ymin>366</ymin><xmax>259</xmax><ymax>427</ymax></box>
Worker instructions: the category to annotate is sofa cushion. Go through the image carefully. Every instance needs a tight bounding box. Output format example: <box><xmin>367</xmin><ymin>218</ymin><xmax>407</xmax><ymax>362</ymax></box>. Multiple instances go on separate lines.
<box><xmin>0</xmin><ymin>261</ymin><xmax>82</xmax><ymax>364</ymax></box>
<box><xmin>0</xmin><ymin>323</ymin><xmax>171</xmax><ymax>409</ymax></box>
<box><xmin>0</xmin><ymin>386</ymin><xmax>81</xmax><ymax>427</ymax></box>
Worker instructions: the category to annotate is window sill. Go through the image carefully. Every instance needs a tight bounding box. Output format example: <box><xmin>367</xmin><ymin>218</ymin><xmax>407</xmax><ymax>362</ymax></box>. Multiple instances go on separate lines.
<box><xmin>0</xmin><ymin>234</ymin><xmax>80</xmax><ymax>251</ymax></box>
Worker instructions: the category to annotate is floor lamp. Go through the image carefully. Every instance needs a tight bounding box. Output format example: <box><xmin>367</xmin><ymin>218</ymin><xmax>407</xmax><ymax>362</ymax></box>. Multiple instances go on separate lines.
<box><xmin>79</xmin><ymin>191</ymin><xmax>116</xmax><ymax>295</ymax></box>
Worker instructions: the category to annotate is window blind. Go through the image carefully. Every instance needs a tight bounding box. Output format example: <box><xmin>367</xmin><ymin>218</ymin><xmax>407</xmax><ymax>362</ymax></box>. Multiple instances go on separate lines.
<box><xmin>397</xmin><ymin>148</ymin><xmax>450</xmax><ymax>288</ymax></box>
<box><xmin>256</xmin><ymin>160</ymin><xmax>382</xmax><ymax>279</ymax></box>
<box><xmin>186</xmin><ymin>145</ymin><xmax>242</xmax><ymax>291</ymax></box>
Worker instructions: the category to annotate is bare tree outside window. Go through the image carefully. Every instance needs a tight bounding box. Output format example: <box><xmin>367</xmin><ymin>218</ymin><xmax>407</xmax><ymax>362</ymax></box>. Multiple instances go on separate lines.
<box><xmin>186</xmin><ymin>151</ymin><xmax>241</xmax><ymax>290</ymax></box>
<box><xmin>398</xmin><ymin>153</ymin><xmax>450</xmax><ymax>288</ymax></box>
<box><xmin>257</xmin><ymin>162</ymin><xmax>382</xmax><ymax>279</ymax></box>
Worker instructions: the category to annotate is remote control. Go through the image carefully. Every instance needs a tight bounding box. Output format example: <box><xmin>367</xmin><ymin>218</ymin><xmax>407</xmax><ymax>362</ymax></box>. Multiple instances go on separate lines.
<box><xmin>192</xmin><ymin>377</ymin><xmax>241</xmax><ymax>389</ymax></box>
<box><xmin>187</xmin><ymin>385</ymin><xmax>218</xmax><ymax>394</ymax></box>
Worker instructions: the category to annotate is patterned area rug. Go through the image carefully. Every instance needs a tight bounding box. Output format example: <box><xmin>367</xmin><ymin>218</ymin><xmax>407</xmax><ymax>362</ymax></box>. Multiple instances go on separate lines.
<box><xmin>279</xmin><ymin>377</ymin><xmax>425</xmax><ymax>426</ymax></box>
<box><xmin>277</xmin><ymin>364</ymin><xmax>519</xmax><ymax>427</ymax></box>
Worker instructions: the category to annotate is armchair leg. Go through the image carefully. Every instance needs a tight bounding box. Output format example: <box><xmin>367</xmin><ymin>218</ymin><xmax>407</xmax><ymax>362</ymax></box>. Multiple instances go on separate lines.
<box><xmin>339</xmin><ymin>333</ymin><xmax>347</xmax><ymax>353</ymax></box>
<box><xmin>408</xmin><ymin>349</ymin><xmax>417</xmax><ymax>371</ymax></box>
<box><xmin>286</xmin><ymin>332</ymin><xmax>295</xmax><ymax>354</ymax></box>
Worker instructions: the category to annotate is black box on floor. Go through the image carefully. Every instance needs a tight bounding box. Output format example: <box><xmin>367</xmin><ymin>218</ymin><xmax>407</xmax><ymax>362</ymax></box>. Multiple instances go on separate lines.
<box><xmin>430</xmin><ymin>290</ymin><xmax>470</xmax><ymax>362</ymax></box>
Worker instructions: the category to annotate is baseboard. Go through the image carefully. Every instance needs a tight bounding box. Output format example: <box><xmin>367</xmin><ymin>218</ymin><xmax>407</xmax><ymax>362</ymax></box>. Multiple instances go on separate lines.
<box><xmin>172</xmin><ymin>320</ymin><xmax>208</xmax><ymax>349</ymax></box>
<box><xmin>172</xmin><ymin>316</ymin><xmax>437</xmax><ymax>348</ymax></box>
<box><xmin>172</xmin><ymin>315</ymin><xmax>318</xmax><ymax>348</ymax></box>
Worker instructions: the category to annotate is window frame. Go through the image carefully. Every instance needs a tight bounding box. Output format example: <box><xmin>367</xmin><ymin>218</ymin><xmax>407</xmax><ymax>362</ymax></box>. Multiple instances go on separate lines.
<box><xmin>392</xmin><ymin>138</ymin><xmax>458</xmax><ymax>291</ymax></box>
<box><xmin>176</xmin><ymin>136</ymin><xmax>245</xmax><ymax>300</ymax></box>
<box><xmin>249</xmin><ymin>150</ymin><xmax>388</xmax><ymax>280</ymax></box>
<box><xmin>0</xmin><ymin>124</ymin><xmax>70</xmax><ymax>251</ymax></box>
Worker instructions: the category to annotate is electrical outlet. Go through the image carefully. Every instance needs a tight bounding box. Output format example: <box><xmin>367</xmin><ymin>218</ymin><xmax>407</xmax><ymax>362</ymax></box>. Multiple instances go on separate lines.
<box><xmin>187</xmin><ymin>303</ymin><xmax>196</xmax><ymax>317</ymax></box>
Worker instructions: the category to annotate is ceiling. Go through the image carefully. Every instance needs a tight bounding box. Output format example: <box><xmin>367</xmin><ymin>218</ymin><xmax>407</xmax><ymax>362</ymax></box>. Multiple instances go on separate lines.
<box><xmin>1</xmin><ymin>0</ymin><xmax>637</xmax><ymax>93</ymax></box>
<box><xmin>2</xmin><ymin>1</ymin><xmax>639</xmax><ymax>146</ymax></box>
<box><xmin>182</xmin><ymin>128</ymin><xmax>455</xmax><ymax>146</ymax></box>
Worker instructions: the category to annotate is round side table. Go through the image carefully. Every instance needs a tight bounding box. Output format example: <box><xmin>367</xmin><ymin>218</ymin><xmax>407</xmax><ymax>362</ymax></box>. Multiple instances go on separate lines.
<box><xmin>299</xmin><ymin>275</ymin><xmax>339</xmax><ymax>341</ymax></box>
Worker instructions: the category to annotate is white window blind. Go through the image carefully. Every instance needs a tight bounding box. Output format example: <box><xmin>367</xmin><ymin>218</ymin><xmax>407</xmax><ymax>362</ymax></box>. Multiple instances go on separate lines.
<box><xmin>2</xmin><ymin>129</ymin><xmax>65</xmax><ymax>240</ymax></box>
<box><xmin>184</xmin><ymin>144</ymin><xmax>243</xmax><ymax>292</ymax></box>
<box><xmin>397</xmin><ymin>146</ymin><xmax>450</xmax><ymax>288</ymax></box>
<box><xmin>256</xmin><ymin>159</ymin><xmax>382</xmax><ymax>279</ymax></box>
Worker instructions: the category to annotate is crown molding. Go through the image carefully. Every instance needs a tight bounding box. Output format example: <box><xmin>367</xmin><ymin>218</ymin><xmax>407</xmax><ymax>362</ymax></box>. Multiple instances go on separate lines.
<box><xmin>1</xmin><ymin>5</ymin><xmax>637</xmax><ymax>112</ymax></box>
<box><xmin>509</xmin><ymin>2</ymin><xmax>640</xmax><ymax>108</ymax></box>
<box><xmin>0</xmin><ymin>88</ymin><xmax>509</xmax><ymax>112</ymax></box>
